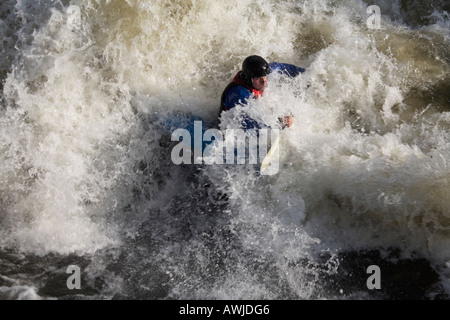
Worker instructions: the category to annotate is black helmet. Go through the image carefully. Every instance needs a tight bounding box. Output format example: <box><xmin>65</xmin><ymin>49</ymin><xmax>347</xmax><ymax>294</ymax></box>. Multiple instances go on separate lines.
<box><xmin>242</xmin><ymin>55</ymin><xmax>270</xmax><ymax>78</ymax></box>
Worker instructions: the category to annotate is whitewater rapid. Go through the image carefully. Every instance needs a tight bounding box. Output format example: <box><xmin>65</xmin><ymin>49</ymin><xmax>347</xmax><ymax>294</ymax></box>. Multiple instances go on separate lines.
<box><xmin>0</xmin><ymin>0</ymin><xmax>449</xmax><ymax>299</ymax></box>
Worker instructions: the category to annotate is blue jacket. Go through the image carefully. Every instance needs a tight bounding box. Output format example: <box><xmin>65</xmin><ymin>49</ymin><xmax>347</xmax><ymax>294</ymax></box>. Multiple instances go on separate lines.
<box><xmin>221</xmin><ymin>62</ymin><xmax>305</xmax><ymax>129</ymax></box>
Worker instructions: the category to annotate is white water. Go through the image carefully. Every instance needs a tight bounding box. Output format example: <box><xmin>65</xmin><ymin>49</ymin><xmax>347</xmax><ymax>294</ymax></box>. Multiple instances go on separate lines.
<box><xmin>0</xmin><ymin>0</ymin><xmax>449</xmax><ymax>299</ymax></box>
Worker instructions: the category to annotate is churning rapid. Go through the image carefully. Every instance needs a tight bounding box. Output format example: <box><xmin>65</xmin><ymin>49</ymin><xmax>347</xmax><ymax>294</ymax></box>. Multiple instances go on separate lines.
<box><xmin>0</xmin><ymin>0</ymin><xmax>449</xmax><ymax>300</ymax></box>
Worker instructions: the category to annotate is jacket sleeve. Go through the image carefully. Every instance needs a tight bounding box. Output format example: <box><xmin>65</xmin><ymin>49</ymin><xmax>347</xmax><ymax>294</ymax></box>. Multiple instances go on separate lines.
<box><xmin>223</xmin><ymin>86</ymin><xmax>262</xmax><ymax>130</ymax></box>
<box><xmin>224</xmin><ymin>86</ymin><xmax>251</xmax><ymax>111</ymax></box>
<box><xmin>269</xmin><ymin>62</ymin><xmax>305</xmax><ymax>77</ymax></box>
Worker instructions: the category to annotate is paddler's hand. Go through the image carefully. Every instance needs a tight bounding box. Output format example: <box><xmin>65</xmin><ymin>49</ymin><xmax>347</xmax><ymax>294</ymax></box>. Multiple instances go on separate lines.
<box><xmin>279</xmin><ymin>115</ymin><xmax>294</xmax><ymax>129</ymax></box>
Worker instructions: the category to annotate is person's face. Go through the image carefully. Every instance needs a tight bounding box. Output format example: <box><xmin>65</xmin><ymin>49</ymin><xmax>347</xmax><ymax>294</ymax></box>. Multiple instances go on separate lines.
<box><xmin>252</xmin><ymin>76</ymin><xmax>267</xmax><ymax>91</ymax></box>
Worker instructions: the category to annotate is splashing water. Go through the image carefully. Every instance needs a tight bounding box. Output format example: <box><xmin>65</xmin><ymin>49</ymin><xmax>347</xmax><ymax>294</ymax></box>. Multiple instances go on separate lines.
<box><xmin>0</xmin><ymin>0</ymin><xmax>449</xmax><ymax>299</ymax></box>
